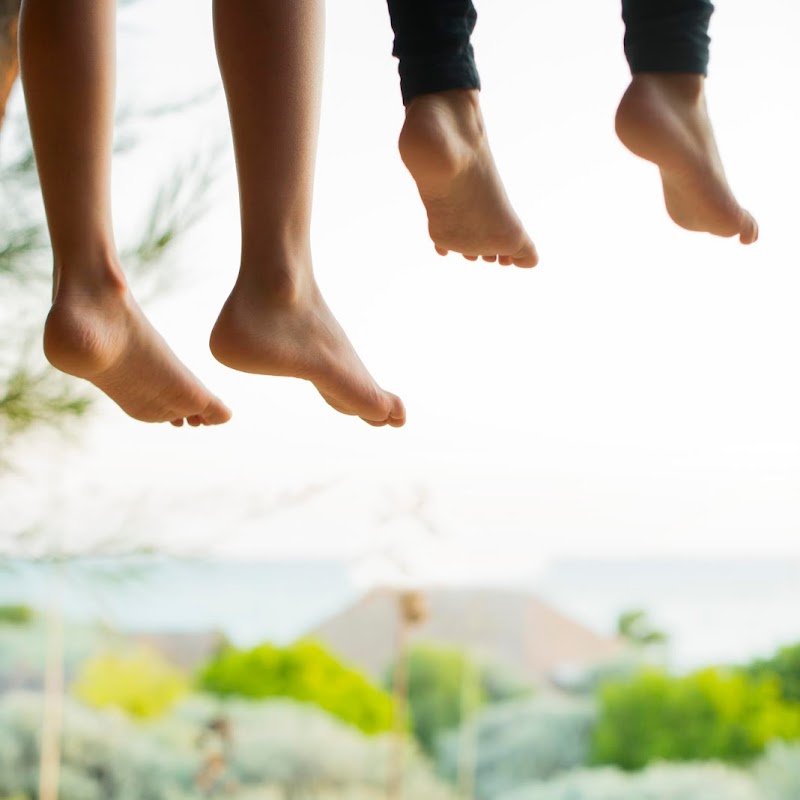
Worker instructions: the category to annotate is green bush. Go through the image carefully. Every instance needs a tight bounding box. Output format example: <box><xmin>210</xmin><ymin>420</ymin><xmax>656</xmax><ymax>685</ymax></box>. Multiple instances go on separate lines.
<box><xmin>389</xmin><ymin>643</ymin><xmax>488</xmax><ymax>755</ymax></box>
<box><xmin>73</xmin><ymin>648</ymin><xmax>189</xmax><ymax>720</ymax></box>
<box><xmin>0</xmin><ymin>692</ymin><xmax>458</xmax><ymax>800</ymax></box>
<box><xmin>593</xmin><ymin>668</ymin><xmax>800</xmax><ymax>770</ymax></box>
<box><xmin>0</xmin><ymin>606</ymin><xmax>34</xmax><ymax>626</ymax></box>
<box><xmin>197</xmin><ymin>639</ymin><xmax>395</xmax><ymax>734</ymax></box>
<box><xmin>747</xmin><ymin>644</ymin><xmax>800</xmax><ymax>704</ymax></box>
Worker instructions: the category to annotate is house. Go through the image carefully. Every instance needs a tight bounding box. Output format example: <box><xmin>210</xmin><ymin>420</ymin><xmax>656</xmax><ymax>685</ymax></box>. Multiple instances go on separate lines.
<box><xmin>307</xmin><ymin>587</ymin><xmax>624</xmax><ymax>686</ymax></box>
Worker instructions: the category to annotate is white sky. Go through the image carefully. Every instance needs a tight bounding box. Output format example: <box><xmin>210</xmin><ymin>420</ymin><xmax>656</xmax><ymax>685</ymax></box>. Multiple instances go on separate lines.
<box><xmin>3</xmin><ymin>0</ymin><xmax>800</xmax><ymax>579</ymax></box>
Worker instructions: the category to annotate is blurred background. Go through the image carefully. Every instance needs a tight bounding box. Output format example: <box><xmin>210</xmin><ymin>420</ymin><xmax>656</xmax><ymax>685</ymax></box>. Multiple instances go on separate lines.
<box><xmin>2</xmin><ymin>0</ymin><xmax>800</xmax><ymax>798</ymax></box>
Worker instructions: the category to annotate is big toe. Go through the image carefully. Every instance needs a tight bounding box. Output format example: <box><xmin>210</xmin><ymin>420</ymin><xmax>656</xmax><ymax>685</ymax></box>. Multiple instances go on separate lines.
<box><xmin>739</xmin><ymin>211</ymin><xmax>758</xmax><ymax>245</ymax></box>
<box><xmin>512</xmin><ymin>239</ymin><xmax>539</xmax><ymax>269</ymax></box>
<box><xmin>201</xmin><ymin>397</ymin><xmax>233</xmax><ymax>425</ymax></box>
<box><xmin>362</xmin><ymin>392</ymin><xmax>405</xmax><ymax>428</ymax></box>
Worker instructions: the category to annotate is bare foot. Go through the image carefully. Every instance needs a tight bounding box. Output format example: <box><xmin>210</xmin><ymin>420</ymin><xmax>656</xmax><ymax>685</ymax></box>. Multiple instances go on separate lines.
<box><xmin>209</xmin><ymin>274</ymin><xmax>405</xmax><ymax>427</ymax></box>
<box><xmin>615</xmin><ymin>73</ymin><xmax>757</xmax><ymax>244</ymax></box>
<box><xmin>44</xmin><ymin>279</ymin><xmax>231</xmax><ymax>426</ymax></box>
<box><xmin>398</xmin><ymin>89</ymin><xmax>538</xmax><ymax>268</ymax></box>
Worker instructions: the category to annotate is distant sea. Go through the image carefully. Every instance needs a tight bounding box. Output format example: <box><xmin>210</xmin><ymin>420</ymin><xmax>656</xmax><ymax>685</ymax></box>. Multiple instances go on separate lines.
<box><xmin>2</xmin><ymin>557</ymin><xmax>799</xmax><ymax>670</ymax></box>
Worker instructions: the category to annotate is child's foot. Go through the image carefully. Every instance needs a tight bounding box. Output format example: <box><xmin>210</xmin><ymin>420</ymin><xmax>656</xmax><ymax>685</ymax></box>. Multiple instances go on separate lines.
<box><xmin>44</xmin><ymin>279</ymin><xmax>232</xmax><ymax>427</ymax></box>
<box><xmin>615</xmin><ymin>73</ymin><xmax>757</xmax><ymax>244</ymax></box>
<box><xmin>398</xmin><ymin>89</ymin><xmax>538</xmax><ymax>267</ymax></box>
<box><xmin>209</xmin><ymin>273</ymin><xmax>406</xmax><ymax>427</ymax></box>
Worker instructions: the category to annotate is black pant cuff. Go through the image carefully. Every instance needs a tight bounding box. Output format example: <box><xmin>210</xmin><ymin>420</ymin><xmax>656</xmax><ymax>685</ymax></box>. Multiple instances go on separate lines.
<box><xmin>399</xmin><ymin>50</ymin><xmax>481</xmax><ymax>105</ymax></box>
<box><xmin>626</xmin><ymin>42</ymin><xmax>710</xmax><ymax>75</ymax></box>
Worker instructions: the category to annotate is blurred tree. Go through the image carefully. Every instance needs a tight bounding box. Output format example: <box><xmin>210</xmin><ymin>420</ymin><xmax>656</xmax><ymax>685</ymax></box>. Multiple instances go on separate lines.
<box><xmin>388</xmin><ymin>643</ymin><xmax>488</xmax><ymax>756</ymax></box>
<box><xmin>746</xmin><ymin>644</ymin><xmax>800</xmax><ymax>704</ymax></box>
<box><xmin>593</xmin><ymin>668</ymin><xmax>800</xmax><ymax>771</ymax></box>
<box><xmin>616</xmin><ymin>609</ymin><xmax>668</xmax><ymax>648</ymax></box>
<box><xmin>73</xmin><ymin>647</ymin><xmax>189</xmax><ymax>720</ymax></box>
<box><xmin>197</xmin><ymin>639</ymin><xmax>396</xmax><ymax>735</ymax></box>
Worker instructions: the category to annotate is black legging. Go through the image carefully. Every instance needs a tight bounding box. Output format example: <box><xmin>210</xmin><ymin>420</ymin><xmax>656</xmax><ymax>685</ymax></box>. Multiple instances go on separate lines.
<box><xmin>388</xmin><ymin>0</ymin><xmax>714</xmax><ymax>106</ymax></box>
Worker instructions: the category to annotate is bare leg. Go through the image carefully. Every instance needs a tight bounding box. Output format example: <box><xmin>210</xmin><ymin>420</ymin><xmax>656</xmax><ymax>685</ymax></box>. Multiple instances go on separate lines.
<box><xmin>209</xmin><ymin>0</ymin><xmax>405</xmax><ymax>427</ymax></box>
<box><xmin>19</xmin><ymin>0</ymin><xmax>231</xmax><ymax>426</ymax></box>
<box><xmin>399</xmin><ymin>89</ymin><xmax>538</xmax><ymax>267</ymax></box>
<box><xmin>616</xmin><ymin>76</ymin><xmax>757</xmax><ymax>244</ymax></box>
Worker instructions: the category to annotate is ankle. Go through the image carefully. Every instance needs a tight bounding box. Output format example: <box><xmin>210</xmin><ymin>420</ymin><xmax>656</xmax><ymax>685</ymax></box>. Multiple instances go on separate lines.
<box><xmin>406</xmin><ymin>89</ymin><xmax>485</xmax><ymax>142</ymax></box>
<box><xmin>53</xmin><ymin>249</ymin><xmax>127</xmax><ymax>302</ymax></box>
<box><xmin>631</xmin><ymin>72</ymin><xmax>705</xmax><ymax>104</ymax></box>
<box><xmin>233</xmin><ymin>261</ymin><xmax>316</xmax><ymax>309</ymax></box>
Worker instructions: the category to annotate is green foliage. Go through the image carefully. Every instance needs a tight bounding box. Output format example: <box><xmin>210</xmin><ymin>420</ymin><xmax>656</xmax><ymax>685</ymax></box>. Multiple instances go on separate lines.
<box><xmin>197</xmin><ymin>639</ymin><xmax>396</xmax><ymax>735</ymax></box>
<box><xmin>389</xmin><ymin>643</ymin><xmax>488</xmax><ymax>755</ymax></box>
<box><xmin>747</xmin><ymin>643</ymin><xmax>800</xmax><ymax>704</ymax></box>
<box><xmin>0</xmin><ymin>605</ymin><xmax>34</xmax><ymax>625</ymax></box>
<box><xmin>616</xmin><ymin>609</ymin><xmax>668</xmax><ymax>647</ymax></box>
<box><xmin>73</xmin><ymin>648</ymin><xmax>189</xmax><ymax>720</ymax></box>
<box><xmin>592</xmin><ymin>668</ymin><xmax>800</xmax><ymax>770</ymax></box>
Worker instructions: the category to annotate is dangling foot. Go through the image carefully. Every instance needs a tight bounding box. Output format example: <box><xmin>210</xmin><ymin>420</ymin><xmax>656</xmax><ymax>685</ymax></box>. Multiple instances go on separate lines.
<box><xmin>209</xmin><ymin>270</ymin><xmax>405</xmax><ymax>427</ymax></box>
<box><xmin>44</xmin><ymin>276</ymin><xmax>231</xmax><ymax>426</ymax></box>
<box><xmin>399</xmin><ymin>89</ymin><xmax>538</xmax><ymax>267</ymax></box>
<box><xmin>615</xmin><ymin>73</ymin><xmax>757</xmax><ymax>244</ymax></box>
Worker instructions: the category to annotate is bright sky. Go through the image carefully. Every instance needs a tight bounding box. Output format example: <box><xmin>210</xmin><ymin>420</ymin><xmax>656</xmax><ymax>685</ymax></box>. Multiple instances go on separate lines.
<box><xmin>3</xmin><ymin>0</ymin><xmax>800</xmax><ymax>579</ymax></box>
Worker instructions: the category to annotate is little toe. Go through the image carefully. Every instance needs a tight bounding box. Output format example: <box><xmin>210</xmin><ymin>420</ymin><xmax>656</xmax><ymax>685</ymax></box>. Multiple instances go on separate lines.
<box><xmin>435</xmin><ymin>246</ymin><xmax>449</xmax><ymax>256</ymax></box>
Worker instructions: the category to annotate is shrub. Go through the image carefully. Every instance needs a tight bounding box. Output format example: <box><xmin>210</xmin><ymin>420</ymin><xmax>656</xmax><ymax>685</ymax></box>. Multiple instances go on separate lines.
<box><xmin>0</xmin><ymin>692</ymin><xmax>458</xmax><ymax>800</ymax></box>
<box><xmin>497</xmin><ymin>763</ymin><xmax>762</xmax><ymax>800</ymax></box>
<box><xmin>0</xmin><ymin>606</ymin><xmax>35</xmax><ymax>626</ymax></box>
<box><xmin>747</xmin><ymin>643</ymin><xmax>800</xmax><ymax>704</ymax></box>
<box><xmin>437</xmin><ymin>696</ymin><xmax>594</xmax><ymax>800</ymax></box>
<box><xmin>387</xmin><ymin>643</ymin><xmax>491</xmax><ymax>755</ymax></box>
<box><xmin>593</xmin><ymin>668</ymin><xmax>800</xmax><ymax>770</ymax></box>
<box><xmin>73</xmin><ymin>648</ymin><xmax>189</xmax><ymax>720</ymax></box>
<box><xmin>197</xmin><ymin>639</ymin><xmax>395</xmax><ymax>735</ymax></box>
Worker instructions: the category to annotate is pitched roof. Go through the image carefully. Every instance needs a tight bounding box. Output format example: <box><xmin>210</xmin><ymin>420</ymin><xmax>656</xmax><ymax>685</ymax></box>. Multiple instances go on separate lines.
<box><xmin>306</xmin><ymin>587</ymin><xmax>623</xmax><ymax>682</ymax></box>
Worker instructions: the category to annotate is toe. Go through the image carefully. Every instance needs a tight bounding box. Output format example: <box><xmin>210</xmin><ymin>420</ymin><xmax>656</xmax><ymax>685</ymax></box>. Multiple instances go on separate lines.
<box><xmin>739</xmin><ymin>211</ymin><xmax>758</xmax><ymax>245</ymax></box>
<box><xmin>464</xmin><ymin>255</ymin><xmax>479</xmax><ymax>262</ymax></box>
<box><xmin>171</xmin><ymin>418</ymin><xmax>184</xmax><ymax>427</ymax></box>
<box><xmin>483</xmin><ymin>255</ymin><xmax>497</xmax><ymax>263</ymax></box>
<box><xmin>512</xmin><ymin>241</ymin><xmax>539</xmax><ymax>268</ymax></box>
<box><xmin>435</xmin><ymin>246</ymin><xmax>449</xmax><ymax>256</ymax></box>
<box><xmin>187</xmin><ymin>415</ymin><xmax>204</xmax><ymax>427</ymax></box>
<box><xmin>498</xmin><ymin>255</ymin><xmax>513</xmax><ymax>266</ymax></box>
<box><xmin>201</xmin><ymin>398</ymin><xmax>233</xmax><ymax>425</ymax></box>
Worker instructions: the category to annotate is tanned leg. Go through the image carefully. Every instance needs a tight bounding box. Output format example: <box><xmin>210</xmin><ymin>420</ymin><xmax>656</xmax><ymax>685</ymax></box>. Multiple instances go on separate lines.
<box><xmin>18</xmin><ymin>0</ymin><xmax>230</xmax><ymax>425</ymax></box>
<box><xmin>209</xmin><ymin>0</ymin><xmax>405</xmax><ymax>427</ymax></box>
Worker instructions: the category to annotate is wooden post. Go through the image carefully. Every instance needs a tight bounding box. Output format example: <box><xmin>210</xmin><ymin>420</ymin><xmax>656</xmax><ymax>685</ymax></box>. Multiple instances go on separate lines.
<box><xmin>38</xmin><ymin>564</ymin><xmax>65</xmax><ymax>800</ymax></box>
<box><xmin>388</xmin><ymin>590</ymin><xmax>428</xmax><ymax>800</ymax></box>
